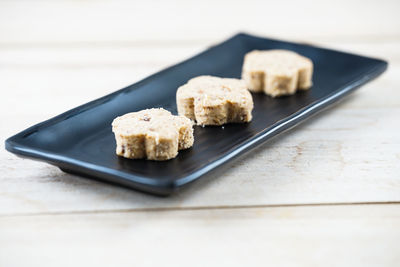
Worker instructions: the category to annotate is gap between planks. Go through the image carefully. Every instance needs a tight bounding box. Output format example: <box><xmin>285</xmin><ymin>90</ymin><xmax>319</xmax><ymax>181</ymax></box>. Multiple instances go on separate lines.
<box><xmin>1</xmin><ymin>201</ymin><xmax>399</xmax><ymax>218</ymax></box>
<box><xmin>1</xmin><ymin>35</ymin><xmax>400</xmax><ymax>49</ymax></box>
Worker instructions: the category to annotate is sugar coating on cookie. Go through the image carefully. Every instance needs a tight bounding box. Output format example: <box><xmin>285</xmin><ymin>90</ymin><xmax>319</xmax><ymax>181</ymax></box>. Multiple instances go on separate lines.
<box><xmin>112</xmin><ymin>108</ymin><xmax>193</xmax><ymax>161</ymax></box>
<box><xmin>242</xmin><ymin>50</ymin><xmax>313</xmax><ymax>97</ymax></box>
<box><xmin>176</xmin><ymin>76</ymin><xmax>254</xmax><ymax>126</ymax></box>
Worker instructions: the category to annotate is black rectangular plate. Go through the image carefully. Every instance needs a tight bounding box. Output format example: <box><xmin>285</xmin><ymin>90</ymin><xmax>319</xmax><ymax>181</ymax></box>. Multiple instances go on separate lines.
<box><xmin>5</xmin><ymin>33</ymin><xmax>387</xmax><ymax>196</ymax></box>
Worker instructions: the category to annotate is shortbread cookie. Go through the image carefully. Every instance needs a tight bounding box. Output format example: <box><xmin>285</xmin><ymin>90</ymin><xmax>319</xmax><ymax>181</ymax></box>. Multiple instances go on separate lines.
<box><xmin>242</xmin><ymin>50</ymin><xmax>313</xmax><ymax>97</ymax></box>
<box><xmin>112</xmin><ymin>108</ymin><xmax>194</xmax><ymax>161</ymax></box>
<box><xmin>176</xmin><ymin>76</ymin><xmax>253</xmax><ymax>126</ymax></box>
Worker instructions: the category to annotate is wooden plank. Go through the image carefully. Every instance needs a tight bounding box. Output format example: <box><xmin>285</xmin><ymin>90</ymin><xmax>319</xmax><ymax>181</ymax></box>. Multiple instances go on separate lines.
<box><xmin>1</xmin><ymin>1</ymin><xmax>398</xmax><ymax>264</ymax></box>
<box><xmin>0</xmin><ymin>44</ymin><xmax>206</xmax><ymax>68</ymax></box>
<box><xmin>0</xmin><ymin>59</ymin><xmax>398</xmax><ymax>127</ymax></box>
<box><xmin>0</xmin><ymin>36</ymin><xmax>399</xmax><ymax>215</ymax></box>
<box><xmin>1</xmin><ymin>0</ymin><xmax>399</xmax><ymax>215</ymax></box>
<box><xmin>1</xmin><ymin>105</ymin><xmax>399</xmax><ymax>214</ymax></box>
<box><xmin>0</xmin><ymin>42</ymin><xmax>398</xmax><ymax>115</ymax></box>
<box><xmin>0</xmin><ymin>0</ymin><xmax>399</xmax><ymax>45</ymax></box>
<box><xmin>0</xmin><ymin>41</ymin><xmax>398</xmax><ymax>68</ymax></box>
<box><xmin>0</xmin><ymin>204</ymin><xmax>399</xmax><ymax>266</ymax></box>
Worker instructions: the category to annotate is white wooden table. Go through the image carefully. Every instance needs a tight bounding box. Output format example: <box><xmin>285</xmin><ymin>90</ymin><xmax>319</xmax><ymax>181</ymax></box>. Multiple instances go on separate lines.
<box><xmin>1</xmin><ymin>0</ymin><xmax>399</xmax><ymax>266</ymax></box>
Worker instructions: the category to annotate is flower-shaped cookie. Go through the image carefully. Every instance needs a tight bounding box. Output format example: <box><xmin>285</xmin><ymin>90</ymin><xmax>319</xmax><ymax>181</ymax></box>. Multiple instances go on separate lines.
<box><xmin>242</xmin><ymin>50</ymin><xmax>313</xmax><ymax>97</ymax></box>
<box><xmin>112</xmin><ymin>108</ymin><xmax>193</xmax><ymax>161</ymax></box>
<box><xmin>176</xmin><ymin>76</ymin><xmax>253</xmax><ymax>126</ymax></box>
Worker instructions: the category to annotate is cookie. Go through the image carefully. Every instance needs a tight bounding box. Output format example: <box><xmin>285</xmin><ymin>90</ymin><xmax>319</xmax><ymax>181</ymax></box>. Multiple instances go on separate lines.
<box><xmin>176</xmin><ymin>76</ymin><xmax>253</xmax><ymax>126</ymax></box>
<box><xmin>242</xmin><ymin>50</ymin><xmax>313</xmax><ymax>97</ymax></box>
<box><xmin>112</xmin><ymin>108</ymin><xmax>194</xmax><ymax>161</ymax></box>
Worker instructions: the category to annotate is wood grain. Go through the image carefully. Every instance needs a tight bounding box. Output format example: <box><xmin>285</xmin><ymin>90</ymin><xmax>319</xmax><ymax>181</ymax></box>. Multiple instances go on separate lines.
<box><xmin>1</xmin><ymin>204</ymin><xmax>399</xmax><ymax>267</ymax></box>
<box><xmin>1</xmin><ymin>37</ymin><xmax>399</xmax><ymax>215</ymax></box>
<box><xmin>1</xmin><ymin>95</ymin><xmax>399</xmax><ymax>215</ymax></box>
<box><xmin>1</xmin><ymin>0</ymin><xmax>399</xmax><ymax>265</ymax></box>
<box><xmin>1</xmin><ymin>0</ymin><xmax>399</xmax><ymax>44</ymax></box>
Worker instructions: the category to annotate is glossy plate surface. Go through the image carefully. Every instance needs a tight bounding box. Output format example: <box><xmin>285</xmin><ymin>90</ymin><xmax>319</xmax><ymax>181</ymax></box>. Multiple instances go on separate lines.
<box><xmin>5</xmin><ymin>33</ymin><xmax>387</xmax><ymax>195</ymax></box>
